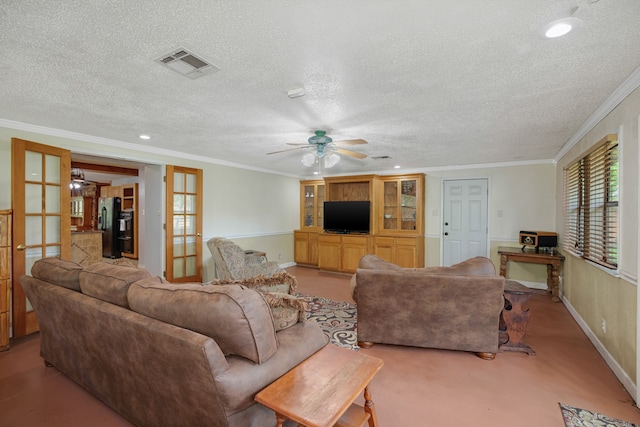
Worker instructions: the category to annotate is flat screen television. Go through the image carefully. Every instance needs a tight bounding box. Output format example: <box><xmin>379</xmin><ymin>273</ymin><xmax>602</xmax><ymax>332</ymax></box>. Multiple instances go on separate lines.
<box><xmin>323</xmin><ymin>201</ymin><xmax>370</xmax><ymax>234</ymax></box>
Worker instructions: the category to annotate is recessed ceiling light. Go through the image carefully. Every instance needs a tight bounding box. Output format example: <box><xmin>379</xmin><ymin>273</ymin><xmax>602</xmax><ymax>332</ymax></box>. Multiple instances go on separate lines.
<box><xmin>139</xmin><ymin>134</ymin><xmax>151</xmax><ymax>140</ymax></box>
<box><xmin>394</xmin><ymin>165</ymin><xmax>400</xmax><ymax>169</ymax></box>
<box><xmin>542</xmin><ymin>16</ymin><xmax>582</xmax><ymax>39</ymax></box>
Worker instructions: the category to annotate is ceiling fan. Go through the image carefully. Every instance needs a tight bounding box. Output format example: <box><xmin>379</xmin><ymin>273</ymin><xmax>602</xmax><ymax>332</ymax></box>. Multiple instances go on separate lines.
<box><xmin>267</xmin><ymin>130</ymin><xmax>368</xmax><ymax>167</ymax></box>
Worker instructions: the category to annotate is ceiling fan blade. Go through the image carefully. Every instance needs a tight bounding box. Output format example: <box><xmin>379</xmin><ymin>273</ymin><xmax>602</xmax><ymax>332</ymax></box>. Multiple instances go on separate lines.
<box><xmin>267</xmin><ymin>146</ymin><xmax>311</xmax><ymax>155</ymax></box>
<box><xmin>333</xmin><ymin>138</ymin><xmax>368</xmax><ymax>146</ymax></box>
<box><xmin>334</xmin><ymin>147</ymin><xmax>367</xmax><ymax>159</ymax></box>
<box><xmin>286</xmin><ymin>143</ymin><xmax>311</xmax><ymax>146</ymax></box>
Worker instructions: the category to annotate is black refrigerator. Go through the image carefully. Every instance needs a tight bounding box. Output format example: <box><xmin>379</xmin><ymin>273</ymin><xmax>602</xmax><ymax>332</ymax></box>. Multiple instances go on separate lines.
<box><xmin>98</xmin><ymin>197</ymin><xmax>122</xmax><ymax>258</ymax></box>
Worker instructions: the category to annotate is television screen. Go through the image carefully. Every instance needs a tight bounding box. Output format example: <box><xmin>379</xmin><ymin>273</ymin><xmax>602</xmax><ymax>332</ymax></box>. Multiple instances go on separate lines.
<box><xmin>324</xmin><ymin>201</ymin><xmax>370</xmax><ymax>234</ymax></box>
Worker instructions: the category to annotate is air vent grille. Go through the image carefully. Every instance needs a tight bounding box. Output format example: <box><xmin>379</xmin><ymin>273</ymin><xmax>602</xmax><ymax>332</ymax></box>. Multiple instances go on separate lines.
<box><xmin>371</xmin><ymin>155</ymin><xmax>391</xmax><ymax>160</ymax></box>
<box><xmin>154</xmin><ymin>47</ymin><xmax>220</xmax><ymax>80</ymax></box>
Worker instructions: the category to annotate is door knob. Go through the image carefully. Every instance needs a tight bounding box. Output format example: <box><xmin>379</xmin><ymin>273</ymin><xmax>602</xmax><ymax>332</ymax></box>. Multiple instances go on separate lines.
<box><xmin>17</xmin><ymin>244</ymin><xmax>27</xmax><ymax>251</ymax></box>
<box><xmin>196</xmin><ymin>233</ymin><xmax>202</xmax><ymax>237</ymax></box>
<box><xmin>444</xmin><ymin>232</ymin><xmax>449</xmax><ymax>236</ymax></box>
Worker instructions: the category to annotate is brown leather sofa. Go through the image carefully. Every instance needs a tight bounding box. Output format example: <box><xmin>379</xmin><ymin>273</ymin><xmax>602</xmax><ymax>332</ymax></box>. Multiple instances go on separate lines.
<box><xmin>20</xmin><ymin>257</ymin><xmax>328</xmax><ymax>427</ymax></box>
<box><xmin>354</xmin><ymin>254</ymin><xmax>505</xmax><ymax>359</ymax></box>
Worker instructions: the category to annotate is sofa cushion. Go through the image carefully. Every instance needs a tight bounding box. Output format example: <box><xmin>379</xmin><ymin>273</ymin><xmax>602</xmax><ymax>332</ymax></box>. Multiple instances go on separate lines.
<box><xmin>79</xmin><ymin>262</ymin><xmax>153</xmax><ymax>308</ymax></box>
<box><xmin>260</xmin><ymin>291</ymin><xmax>307</xmax><ymax>331</ymax></box>
<box><xmin>31</xmin><ymin>257</ymin><xmax>83</xmax><ymax>291</ymax></box>
<box><xmin>127</xmin><ymin>282</ymin><xmax>278</xmax><ymax>364</ymax></box>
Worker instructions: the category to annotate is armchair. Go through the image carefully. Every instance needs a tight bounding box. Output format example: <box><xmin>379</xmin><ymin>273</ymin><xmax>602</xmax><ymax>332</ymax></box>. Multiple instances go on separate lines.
<box><xmin>354</xmin><ymin>254</ymin><xmax>505</xmax><ymax>359</ymax></box>
<box><xmin>207</xmin><ymin>237</ymin><xmax>284</xmax><ymax>280</ymax></box>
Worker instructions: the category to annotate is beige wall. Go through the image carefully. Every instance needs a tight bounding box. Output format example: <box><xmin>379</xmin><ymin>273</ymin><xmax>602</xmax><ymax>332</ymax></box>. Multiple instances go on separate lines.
<box><xmin>424</xmin><ymin>163</ymin><xmax>556</xmax><ymax>286</ymax></box>
<box><xmin>555</xmin><ymin>86</ymin><xmax>640</xmax><ymax>388</ymax></box>
<box><xmin>0</xmin><ymin>126</ymin><xmax>301</xmax><ymax>282</ymax></box>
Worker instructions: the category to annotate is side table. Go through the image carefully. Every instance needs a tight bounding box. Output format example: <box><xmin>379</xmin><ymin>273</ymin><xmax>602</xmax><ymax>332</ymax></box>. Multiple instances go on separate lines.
<box><xmin>500</xmin><ymin>280</ymin><xmax>536</xmax><ymax>355</ymax></box>
<box><xmin>255</xmin><ymin>344</ymin><xmax>384</xmax><ymax>427</ymax></box>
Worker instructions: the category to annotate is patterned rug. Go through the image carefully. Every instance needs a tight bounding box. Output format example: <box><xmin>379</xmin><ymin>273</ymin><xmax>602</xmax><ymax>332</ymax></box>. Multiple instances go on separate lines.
<box><xmin>560</xmin><ymin>403</ymin><xmax>639</xmax><ymax>427</ymax></box>
<box><xmin>299</xmin><ymin>294</ymin><xmax>358</xmax><ymax>351</ymax></box>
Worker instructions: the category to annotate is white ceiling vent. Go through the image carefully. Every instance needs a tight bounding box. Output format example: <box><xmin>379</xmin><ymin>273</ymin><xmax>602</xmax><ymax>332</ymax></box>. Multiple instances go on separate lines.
<box><xmin>154</xmin><ymin>48</ymin><xmax>220</xmax><ymax>80</ymax></box>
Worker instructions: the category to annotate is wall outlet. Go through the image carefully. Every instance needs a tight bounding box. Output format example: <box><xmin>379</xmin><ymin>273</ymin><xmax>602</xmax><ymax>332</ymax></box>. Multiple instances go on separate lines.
<box><xmin>601</xmin><ymin>318</ymin><xmax>607</xmax><ymax>334</ymax></box>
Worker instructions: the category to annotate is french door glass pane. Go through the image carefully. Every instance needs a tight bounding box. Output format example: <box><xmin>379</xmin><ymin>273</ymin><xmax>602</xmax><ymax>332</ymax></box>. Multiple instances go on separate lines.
<box><xmin>25</xmin><ymin>217</ymin><xmax>42</xmax><ymax>245</ymax></box>
<box><xmin>45</xmin><ymin>216</ymin><xmax>60</xmax><ymax>243</ymax></box>
<box><xmin>173</xmin><ymin>172</ymin><xmax>184</xmax><ymax>192</ymax></box>
<box><xmin>186</xmin><ymin>256</ymin><xmax>196</xmax><ymax>276</ymax></box>
<box><xmin>186</xmin><ymin>173</ymin><xmax>196</xmax><ymax>193</ymax></box>
<box><xmin>25</xmin><ymin>184</ymin><xmax>42</xmax><ymax>214</ymax></box>
<box><xmin>45</xmin><ymin>154</ymin><xmax>61</xmax><ymax>183</ymax></box>
<box><xmin>173</xmin><ymin>258</ymin><xmax>184</xmax><ymax>278</ymax></box>
<box><xmin>185</xmin><ymin>215</ymin><xmax>196</xmax><ymax>234</ymax></box>
<box><xmin>173</xmin><ymin>236</ymin><xmax>184</xmax><ymax>256</ymax></box>
<box><xmin>45</xmin><ymin>185</ymin><xmax>60</xmax><ymax>213</ymax></box>
<box><xmin>173</xmin><ymin>216</ymin><xmax>184</xmax><ymax>235</ymax></box>
<box><xmin>186</xmin><ymin>236</ymin><xmax>196</xmax><ymax>256</ymax></box>
<box><xmin>173</xmin><ymin>194</ymin><xmax>185</xmax><ymax>214</ymax></box>
<box><xmin>186</xmin><ymin>195</ymin><xmax>196</xmax><ymax>213</ymax></box>
<box><xmin>25</xmin><ymin>151</ymin><xmax>42</xmax><ymax>180</ymax></box>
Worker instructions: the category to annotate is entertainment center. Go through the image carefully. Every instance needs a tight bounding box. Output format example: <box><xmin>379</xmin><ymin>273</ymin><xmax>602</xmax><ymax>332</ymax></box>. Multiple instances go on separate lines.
<box><xmin>294</xmin><ymin>174</ymin><xmax>425</xmax><ymax>272</ymax></box>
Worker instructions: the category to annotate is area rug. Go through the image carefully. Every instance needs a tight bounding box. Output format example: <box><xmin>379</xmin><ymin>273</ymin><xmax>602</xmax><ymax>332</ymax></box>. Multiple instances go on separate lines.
<box><xmin>299</xmin><ymin>294</ymin><xmax>358</xmax><ymax>351</ymax></box>
<box><xmin>560</xmin><ymin>403</ymin><xmax>639</xmax><ymax>427</ymax></box>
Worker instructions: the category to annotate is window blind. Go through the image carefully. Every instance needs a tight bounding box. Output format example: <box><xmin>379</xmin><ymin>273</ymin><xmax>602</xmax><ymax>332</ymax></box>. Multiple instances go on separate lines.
<box><xmin>562</xmin><ymin>135</ymin><xmax>618</xmax><ymax>270</ymax></box>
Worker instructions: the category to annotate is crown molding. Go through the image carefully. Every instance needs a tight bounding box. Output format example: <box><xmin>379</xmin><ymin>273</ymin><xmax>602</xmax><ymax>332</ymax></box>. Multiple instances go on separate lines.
<box><xmin>0</xmin><ymin>119</ymin><xmax>302</xmax><ymax>179</ymax></box>
<box><xmin>555</xmin><ymin>66</ymin><xmax>640</xmax><ymax>162</ymax></box>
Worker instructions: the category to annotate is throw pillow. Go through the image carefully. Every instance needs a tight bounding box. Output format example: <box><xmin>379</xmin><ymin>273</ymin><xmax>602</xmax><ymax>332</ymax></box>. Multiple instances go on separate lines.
<box><xmin>214</xmin><ymin>271</ymin><xmax>298</xmax><ymax>295</ymax></box>
<box><xmin>260</xmin><ymin>291</ymin><xmax>307</xmax><ymax>331</ymax></box>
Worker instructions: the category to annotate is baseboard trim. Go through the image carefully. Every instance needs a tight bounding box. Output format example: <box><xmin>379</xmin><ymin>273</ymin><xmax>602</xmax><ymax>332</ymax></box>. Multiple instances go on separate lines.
<box><xmin>561</xmin><ymin>293</ymin><xmax>637</xmax><ymax>401</ymax></box>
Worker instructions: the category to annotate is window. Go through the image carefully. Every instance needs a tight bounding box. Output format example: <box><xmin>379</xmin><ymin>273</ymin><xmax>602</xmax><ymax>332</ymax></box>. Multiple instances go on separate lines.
<box><xmin>563</xmin><ymin>134</ymin><xmax>618</xmax><ymax>269</ymax></box>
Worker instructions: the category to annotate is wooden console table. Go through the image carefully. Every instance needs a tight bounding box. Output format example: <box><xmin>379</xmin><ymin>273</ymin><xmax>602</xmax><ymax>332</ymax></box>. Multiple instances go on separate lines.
<box><xmin>256</xmin><ymin>344</ymin><xmax>383</xmax><ymax>427</ymax></box>
<box><xmin>498</xmin><ymin>246</ymin><xmax>565</xmax><ymax>302</ymax></box>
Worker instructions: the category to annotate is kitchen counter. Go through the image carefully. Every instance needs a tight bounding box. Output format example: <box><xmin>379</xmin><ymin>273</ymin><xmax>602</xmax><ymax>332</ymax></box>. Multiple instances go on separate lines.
<box><xmin>71</xmin><ymin>230</ymin><xmax>103</xmax><ymax>266</ymax></box>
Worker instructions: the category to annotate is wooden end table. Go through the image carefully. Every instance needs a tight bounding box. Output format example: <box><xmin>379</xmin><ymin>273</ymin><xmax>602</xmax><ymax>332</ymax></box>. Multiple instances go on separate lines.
<box><xmin>255</xmin><ymin>344</ymin><xmax>384</xmax><ymax>427</ymax></box>
<box><xmin>500</xmin><ymin>280</ymin><xmax>536</xmax><ymax>355</ymax></box>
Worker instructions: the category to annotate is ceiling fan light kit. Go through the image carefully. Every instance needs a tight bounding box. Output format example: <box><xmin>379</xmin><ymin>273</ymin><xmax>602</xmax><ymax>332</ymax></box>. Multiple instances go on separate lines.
<box><xmin>269</xmin><ymin>129</ymin><xmax>367</xmax><ymax>169</ymax></box>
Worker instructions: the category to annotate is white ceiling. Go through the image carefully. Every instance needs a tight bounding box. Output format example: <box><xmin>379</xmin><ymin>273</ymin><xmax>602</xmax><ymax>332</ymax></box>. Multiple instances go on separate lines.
<box><xmin>1</xmin><ymin>0</ymin><xmax>640</xmax><ymax>178</ymax></box>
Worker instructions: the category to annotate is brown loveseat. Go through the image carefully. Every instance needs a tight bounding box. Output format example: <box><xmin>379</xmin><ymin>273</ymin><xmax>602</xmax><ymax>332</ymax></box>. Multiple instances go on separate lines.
<box><xmin>20</xmin><ymin>257</ymin><xmax>328</xmax><ymax>427</ymax></box>
<box><xmin>354</xmin><ymin>254</ymin><xmax>505</xmax><ymax>359</ymax></box>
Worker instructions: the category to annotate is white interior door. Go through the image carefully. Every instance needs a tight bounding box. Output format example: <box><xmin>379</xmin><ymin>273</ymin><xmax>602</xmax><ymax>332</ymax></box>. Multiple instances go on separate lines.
<box><xmin>442</xmin><ymin>179</ymin><xmax>488</xmax><ymax>266</ymax></box>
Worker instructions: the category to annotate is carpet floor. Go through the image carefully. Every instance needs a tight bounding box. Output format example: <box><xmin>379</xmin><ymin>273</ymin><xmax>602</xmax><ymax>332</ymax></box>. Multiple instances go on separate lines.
<box><xmin>560</xmin><ymin>403</ymin><xmax>639</xmax><ymax>427</ymax></box>
<box><xmin>301</xmin><ymin>294</ymin><xmax>358</xmax><ymax>351</ymax></box>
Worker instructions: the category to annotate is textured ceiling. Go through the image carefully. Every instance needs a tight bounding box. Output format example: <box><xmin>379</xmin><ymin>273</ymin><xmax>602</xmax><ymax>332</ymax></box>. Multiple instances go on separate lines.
<box><xmin>1</xmin><ymin>0</ymin><xmax>640</xmax><ymax>178</ymax></box>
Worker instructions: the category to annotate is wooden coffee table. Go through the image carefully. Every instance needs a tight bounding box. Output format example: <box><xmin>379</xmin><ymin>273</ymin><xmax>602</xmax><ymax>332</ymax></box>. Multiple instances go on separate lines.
<box><xmin>255</xmin><ymin>344</ymin><xmax>384</xmax><ymax>427</ymax></box>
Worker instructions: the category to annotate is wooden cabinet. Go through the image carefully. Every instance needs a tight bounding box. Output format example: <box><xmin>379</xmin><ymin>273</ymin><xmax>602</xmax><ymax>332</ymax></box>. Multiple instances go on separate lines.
<box><xmin>294</xmin><ymin>230</ymin><xmax>319</xmax><ymax>266</ymax></box>
<box><xmin>318</xmin><ymin>234</ymin><xmax>372</xmax><ymax>273</ymax></box>
<box><xmin>0</xmin><ymin>210</ymin><xmax>11</xmax><ymax>351</ymax></box>
<box><xmin>300</xmin><ymin>180</ymin><xmax>325</xmax><ymax>230</ymax></box>
<box><xmin>373</xmin><ymin>235</ymin><xmax>424</xmax><ymax>268</ymax></box>
<box><xmin>297</xmin><ymin>174</ymin><xmax>425</xmax><ymax>272</ymax></box>
<box><xmin>377</xmin><ymin>174</ymin><xmax>424</xmax><ymax>235</ymax></box>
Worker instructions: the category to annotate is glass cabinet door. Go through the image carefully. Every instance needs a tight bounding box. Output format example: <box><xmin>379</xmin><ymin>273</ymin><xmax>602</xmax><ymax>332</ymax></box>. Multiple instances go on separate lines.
<box><xmin>301</xmin><ymin>182</ymin><xmax>325</xmax><ymax>229</ymax></box>
<box><xmin>400</xmin><ymin>180</ymin><xmax>417</xmax><ymax>230</ymax></box>
<box><xmin>381</xmin><ymin>177</ymin><xmax>420</xmax><ymax>233</ymax></box>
